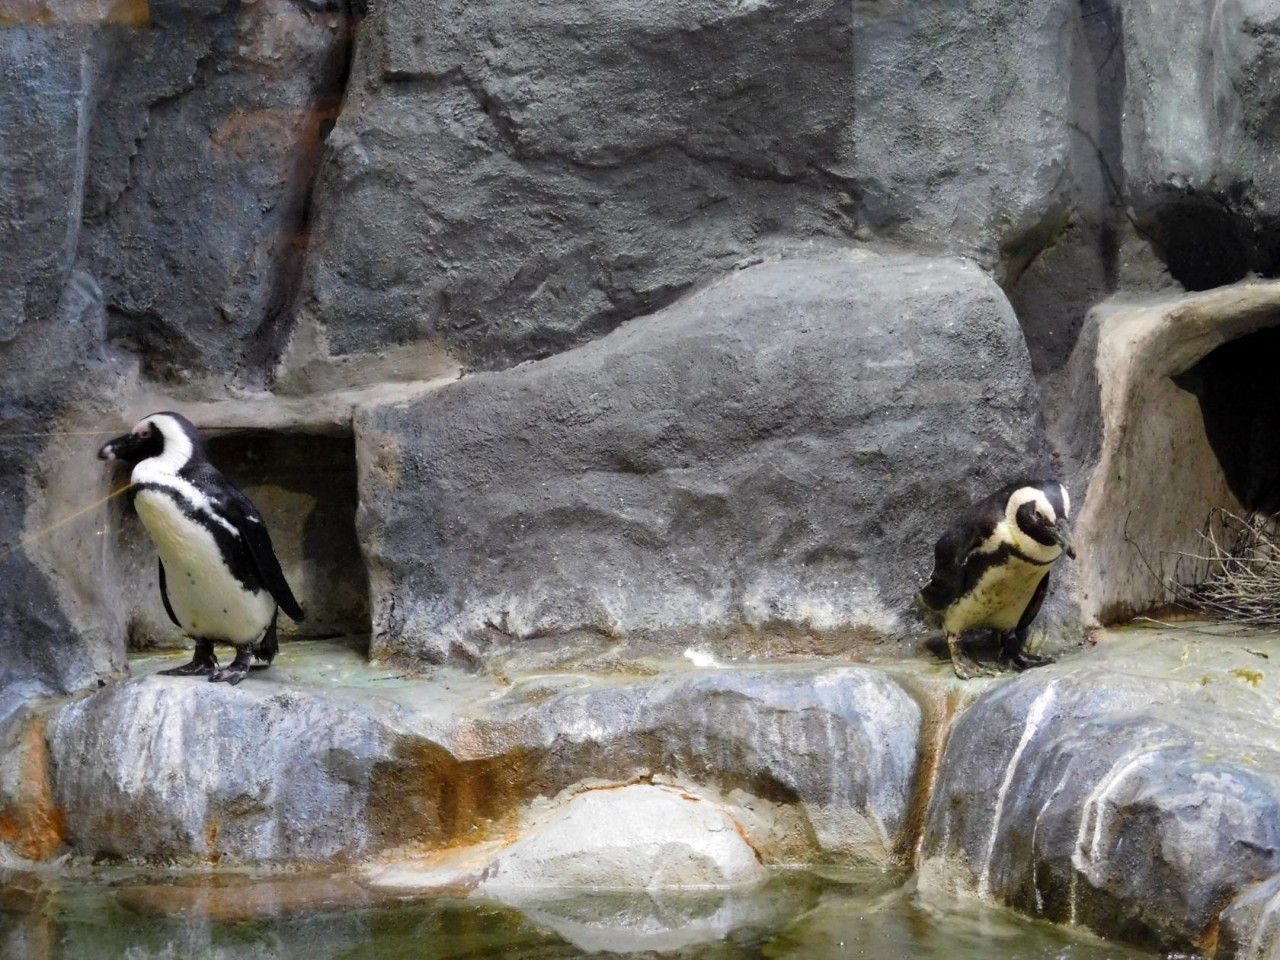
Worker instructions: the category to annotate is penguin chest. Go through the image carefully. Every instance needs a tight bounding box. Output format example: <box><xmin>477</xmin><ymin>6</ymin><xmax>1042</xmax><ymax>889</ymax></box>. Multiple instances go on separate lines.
<box><xmin>134</xmin><ymin>490</ymin><xmax>274</xmax><ymax>644</ymax></box>
<box><xmin>944</xmin><ymin>557</ymin><xmax>1051</xmax><ymax>635</ymax></box>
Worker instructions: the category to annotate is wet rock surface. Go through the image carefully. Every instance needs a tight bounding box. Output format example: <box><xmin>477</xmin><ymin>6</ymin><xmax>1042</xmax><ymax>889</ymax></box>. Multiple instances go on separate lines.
<box><xmin>919</xmin><ymin>625</ymin><xmax>1280</xmax><ymax>954</ymax></box>
<box><xmin>356</xmin><ymin>251</ymin><xmax>1048</xmax><ymax>666</ymax></box>
<box><xmin>10</xmin><ymin>621</ymin><xmax>1280</xmax><ymax>955</ymax></box>
<box><xmin>475</xmin><ymin>784</ymin><xmax>767</xmax><ymax>890</ymax></box>
<box><xmin>38</xmin><ymin>642</ymin><xmax>926</xmax><ymax>868</ymax></box>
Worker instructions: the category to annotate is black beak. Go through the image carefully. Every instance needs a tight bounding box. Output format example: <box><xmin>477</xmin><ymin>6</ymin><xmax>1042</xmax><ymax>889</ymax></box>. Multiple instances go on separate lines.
<box><xmin>1052</xmin><ymin>522</ymin><xmax>1076</xmax><ymax>559</ymax></box>
<box><xmin>98</xmin><ymin>432</ymin><xmax>147</xmax><ymax>465</ymax></box>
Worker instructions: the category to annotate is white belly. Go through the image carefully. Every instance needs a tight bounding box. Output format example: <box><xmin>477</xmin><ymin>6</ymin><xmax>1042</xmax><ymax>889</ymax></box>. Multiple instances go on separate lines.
<box><xmin>943</xmin><ymin>557</ymin><xmax>1052</xmax><ymax>635</ymax></box>
<box><xmin>134</xmin><ymin>490</ymin><xmax>275</xmax><ymax>644</ymax></box>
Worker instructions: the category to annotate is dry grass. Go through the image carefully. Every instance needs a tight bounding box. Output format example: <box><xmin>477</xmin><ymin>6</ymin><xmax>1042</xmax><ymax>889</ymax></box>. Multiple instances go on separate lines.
<box><xmin>1165</xmin><ymin>508</ymin><xmax>1280</xmax><ymax>626</ymax></box>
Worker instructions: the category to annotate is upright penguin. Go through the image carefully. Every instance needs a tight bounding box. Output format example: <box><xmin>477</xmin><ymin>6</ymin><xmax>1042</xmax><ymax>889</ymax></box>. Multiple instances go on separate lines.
<box><xmin>915</xmin><ymin>479</ymin><xmax>1074</xmax><ymax>680</ymax></box>
<box><xmin>98</xmin><ymin>412</ymin><xmax>303</xmax><ymax>684</ymax></box>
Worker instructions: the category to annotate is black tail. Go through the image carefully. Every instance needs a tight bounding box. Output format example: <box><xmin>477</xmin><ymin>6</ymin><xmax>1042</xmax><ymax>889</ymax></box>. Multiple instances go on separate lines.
<box><xmin>254</xmin><ymin>616</ymin><xmax>280</xmax><ymax>664</ymax></box>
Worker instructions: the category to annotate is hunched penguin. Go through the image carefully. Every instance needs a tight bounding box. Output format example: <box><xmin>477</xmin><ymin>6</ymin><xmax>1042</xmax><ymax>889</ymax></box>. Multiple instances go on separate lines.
<box><xmin>915</xmin><ymin>479</ymin><xmax>1074</xmax><ymax>680</ymax></box>
<box><xmin>98</xmin><ymin>412</ymin><xmax>303</xmax><ymax>685</ymax></box>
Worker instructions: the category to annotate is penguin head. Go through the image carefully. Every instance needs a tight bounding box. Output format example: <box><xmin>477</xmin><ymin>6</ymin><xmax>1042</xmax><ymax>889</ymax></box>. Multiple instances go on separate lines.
<box><xmin>1006</xmin><ymin>482</ymin><xmax>1075</xmax><ymax>560</ymax></box>
<box><xmin>98</xmin><ymin>412</ymin><xmax>205</xmax><ymax>472</ymax></box>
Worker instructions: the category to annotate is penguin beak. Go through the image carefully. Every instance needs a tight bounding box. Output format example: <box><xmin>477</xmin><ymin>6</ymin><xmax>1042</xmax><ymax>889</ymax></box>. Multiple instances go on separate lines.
<box><xmin>1052</xmin><ymin>522</ymin><xmax>1076</xmax><ymax>559</ymax></box>
<box><xmin>98</xmin><ymin>431</ymin><xmax>147</xmax><ymax>465</ymax></box>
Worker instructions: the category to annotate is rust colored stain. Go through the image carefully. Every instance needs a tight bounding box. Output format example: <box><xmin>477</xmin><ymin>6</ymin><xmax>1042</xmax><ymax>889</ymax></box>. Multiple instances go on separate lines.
<box><xmin>368</xmin><ymin>739</ymin><xmax>542</xmax><ymax>855</ymax></box>
<box><xmin>0</xmin><ymin>714</ymin><xmax>67</xmax><ymax>861</ymax></box>
<box><xmin>899</xmin><ymin>682</ymin><xmax>965</xmax><ymax>867</ymax></box>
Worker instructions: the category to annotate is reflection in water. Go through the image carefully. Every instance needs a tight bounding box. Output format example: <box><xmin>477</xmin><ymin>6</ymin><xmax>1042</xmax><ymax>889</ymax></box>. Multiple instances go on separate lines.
<box><xmin>0</xmin><ymin>866</ymin><xmax>1153</xmax><ymax>960</ymax></box>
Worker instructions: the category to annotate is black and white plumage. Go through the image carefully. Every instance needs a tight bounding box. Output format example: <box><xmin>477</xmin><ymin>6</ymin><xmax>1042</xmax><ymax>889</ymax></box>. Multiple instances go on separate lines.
<box><xmin>915</xmin><ymin>479</ymin><xmax>1074</xmax><ymax>680</ymax></box>
<box><xmin>98</xmin><ymin>412</ymin><xmax>303</xmax><ymax>685</ymax></box>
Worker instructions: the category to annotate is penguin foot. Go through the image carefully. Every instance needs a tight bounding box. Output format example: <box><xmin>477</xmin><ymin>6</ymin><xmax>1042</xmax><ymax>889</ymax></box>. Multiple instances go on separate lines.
<box><xmin>947</xmin><ymin>635</ymin><xmax>998</xmax><ymax>680</ymax></box>
<box><xmin>209</xmin><ymin>648</ymin><xmax>253</xmax><ymax>685</ymax></box>
<box><xmin>158</xmin><ymin>640</ymin><xmax>218</xmax><ymax>677</ymax></box>
<box><xmin>950</xmin><ymin>653</ymin><xmax>999</xmax><ymax>680</ymax></box>
<box><xmin>1007</xmin><ymin>651</ymin><xmax>1056</xmax><ymax>671</ymax></box>
<box><xmin>209</xmin><ymin>663</ymin><xmax>251</xmax><ymax>685</ymax></box>
<box><xmin>158</xmin><ymin>658</ymin><xmax>218</xmax><ymax>677</ymax></box>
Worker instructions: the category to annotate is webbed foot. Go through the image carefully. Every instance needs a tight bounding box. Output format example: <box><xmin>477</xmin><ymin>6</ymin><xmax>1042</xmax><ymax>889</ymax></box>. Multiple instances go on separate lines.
<box><xmin>158</xmin><ymin>659</ymin><xmax>218</xmax><ymax>677</ymax></box>
<box><xmin>948</xmin><ymin>635</ymin><xmax>998</xmax><ymax>680</ymax></box>
<box><xmin>158</xmin><ymin>640</ymin><xmax>217</xmax><ymax>677</ymax></box>
<box><xmin>1007</xmin><ymin>650</ymin><xmax>1056</xmax><ymax>671</ymax></box>
<box><xmin>999</xmin><ymin>630</ymin><xmax>1056</xmax><ymax>671</ymax></box>
<box><xmin>209</xmin><ymin>648</ymin><xmax>253</xmax><ymax>685</ymax></box>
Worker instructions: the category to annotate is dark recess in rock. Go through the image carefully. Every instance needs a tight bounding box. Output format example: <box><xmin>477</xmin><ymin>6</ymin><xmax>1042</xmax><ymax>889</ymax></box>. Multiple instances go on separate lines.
<box><xmin>1137</xmin><ymin>191</ymin><xmax>1252</xmax><ymax>292</ymax></box>
<box><xmin>206</xmin><ymin>431</ymin><xmax>370</xmax><ymax>642</ymax></box>
<box><xmin>1174</xmin><ymin>322</ymin><xmax>1280</xmax><ymax>515</ymax></box>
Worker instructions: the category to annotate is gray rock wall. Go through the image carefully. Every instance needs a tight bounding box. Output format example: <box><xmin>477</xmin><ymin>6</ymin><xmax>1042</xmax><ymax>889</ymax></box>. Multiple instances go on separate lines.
<box><xmin>356</xmin><ymin>252</ymin><xmax>1047</xmax><ymax>665</ymax></box>
<box><xmin>5</xmin><ymin>5</ymin><xmax>1280</xmax><ymax>954</ymax></box>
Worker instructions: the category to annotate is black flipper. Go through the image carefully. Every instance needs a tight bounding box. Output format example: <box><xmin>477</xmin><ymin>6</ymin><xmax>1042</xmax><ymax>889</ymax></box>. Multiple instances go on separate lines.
<box><xmin>184</xmin><ymin>461</ymin><xmax>305</xmax><ymax>622</ymax></box>
<box><xmin>918</xmin><ymin>510</ymin><xmax>996</xmax><ymax>613</ymax></box>
<box><xmin>224</xmin><ymin>491</ymin><xmax>303</xmax><ymax>622</ymax></box>
<box><xmin>158</xmin><ymin>638</ymin><xmax>219</xmax><ymax>677</ymax></box>
<box><xmin>1001</xmin><ymin>573</ymin><xmax>1056</xmax><ymax>670</ymax></box>
<box><xmin>157</xmin><ymin>560</ymin><xmax>181</xmax><ymax>628</ymax></box>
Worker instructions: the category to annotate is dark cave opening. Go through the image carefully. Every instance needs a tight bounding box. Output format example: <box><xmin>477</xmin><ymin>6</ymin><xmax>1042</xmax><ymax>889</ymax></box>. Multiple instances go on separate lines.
<box><xmin>206</xmin><ymin>430</ymin><xmax>370</xmax><ymax>648</ymax></box>
<box><xmin>1141</xmin><ymin>194</ymin><xmax>1251</xmax><ymax>292</ymax></box>
<box><xmin>1174</xmin><ymin>323</ymin><xmax>1280</xmax><ymax>517</ymax></box>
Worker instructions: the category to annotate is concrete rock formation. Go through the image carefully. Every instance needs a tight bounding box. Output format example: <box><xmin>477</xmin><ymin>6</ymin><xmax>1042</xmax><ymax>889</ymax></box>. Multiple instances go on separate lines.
<box><xmin>36</xmin><ymin>645</ymin><xmax>923</xmax><ymax>867</ymax></box>
<box><xmin>356</xmin><ymin>251</ymin><xmax>1046</xmax><ymax>665</ymax></box>
<box><xmin>6</xmin><ymin>1</ymin><xmax>1280</xmax><ymax>955</ymax></box>
<box><xmin>919</xmin><ymin>629</ymin><xmax>1280</xmax><ymax>954</ymax></box>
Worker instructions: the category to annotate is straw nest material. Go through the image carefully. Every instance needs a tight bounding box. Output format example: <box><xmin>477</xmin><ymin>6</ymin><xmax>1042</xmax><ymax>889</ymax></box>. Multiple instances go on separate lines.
<box><xmin>1164</xmin><ymin>508</ymin><xmax>1280</xmax><ymax>626</ymax></box>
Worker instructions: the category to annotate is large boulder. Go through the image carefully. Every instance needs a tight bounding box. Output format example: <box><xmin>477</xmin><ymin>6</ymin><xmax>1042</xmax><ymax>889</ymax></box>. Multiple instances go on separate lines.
<box><xmin>471</xmin><ymin>664</ymin><xmax>925</xmax><ymax>866</ymax></box>
<box><xmin>38</xmin><ymin>644</ymin><xmax>924</xmax><ymax>867</ymax></box>
<box><xmin>918</xmin><ymin>627</ymin><xmax>1280</xmax><ymax>954</ymax></box>
<box><xmin>356</xmin><ymin>251</ymin><xmax>1049</xmax><ymax>666</ymax></box>
<box><xmin>45</xmin><ymin>674</ymin><xmax>395</xmax><ymax>863</ymax></box>
<box><xmin>284</xmin><ymin>0</ymin><xmax>1086</xmax><ymax>376</ymax></box>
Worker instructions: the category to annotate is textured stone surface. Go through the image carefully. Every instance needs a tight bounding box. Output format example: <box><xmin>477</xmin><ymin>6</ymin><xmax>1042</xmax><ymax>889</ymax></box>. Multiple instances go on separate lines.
<box><xmin>46</xmin><ymin>674</ymin><xmax>394</xmax><ymax>863</ymax></box>
<box><xmin>1057</xmin><ymin>280</ymin><xmax>1280</xmax><ymax>624</ymax></box>
<box><xmin>38</xmin><ymin>643</ymin><xmax>923</xmax><ymax>867</ymax></box>
<box><xmin>1219</xmin><ymin>871</ymin><xmax>1280</xmax><ymax>960</ymax></box>
<box><xmin>287</xmin><ymin>0</ymin><xmax>1087</xmax><ymax>373</ymax></box>
<box><xmin>1122</xmin><ymin>0</ymin><xmax>1280</xmax><ymax>290</ymax></box>
<box><xmin>474</xmin><ymin>664</ymin><xmax>925</xmax><ymax>865</ymax></box>
<box><xmin>0</xmin><ymin>691</ymin><xmax>65</xmax><ymax>862</ymax></box>
<box><xmin>356</xmin><ymin>251</ymin><xmax>1049</xmax><ymax>666</ymax></box>
<box><xmin>0</xmin><ymin>24</ymin><xmax>95</xmax><ymax>342</ymax></box>
<box><xmin>476</xmin><ymin>785</ymin><xmax>765</xmax><ymax>890</ymax></box>
<box><xmin>919</xmin><ymin>627</ymin><xmax>1280</xmax><ymax>954</ymax></box>
<box><xmin>81</xmin><ymin>0</ymin><xmax>351</xmax><ymax>384</ymax></box>
<box><xmin>0</xmin><ymin>403</ymin><xmax>124</xmax><ymax>697</ymax></box>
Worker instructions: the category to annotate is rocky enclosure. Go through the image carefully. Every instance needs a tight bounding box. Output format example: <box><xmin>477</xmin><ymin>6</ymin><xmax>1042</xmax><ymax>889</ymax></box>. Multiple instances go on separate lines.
<box><xmin>5</xmin><ymin>0</ymin><xmax>1280</xmax><ymax>957</ymax></box>
<box><xmin>5</xmin><ymin>628</ymin><xmax>1280</xmax><ymax>957</ymax></box>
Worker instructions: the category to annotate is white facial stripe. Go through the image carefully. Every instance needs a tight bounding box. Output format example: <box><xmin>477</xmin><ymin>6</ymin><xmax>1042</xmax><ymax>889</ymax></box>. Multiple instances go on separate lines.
<box><xmin>131</xmin><ymin>466</ymin><xmax>240</xmax><ymax>538</ymax></box>
<box><xmin>1060</xmin><ymin>484</ymin><xmax>1071</xmax><ymax>519</ymax></box>
<box><xmin>135</xmin><ymin>413</ymin><xmax>194</xmax><ymax>475</ymax></box>
<box><xmin>1007</xmin><ymin>487</ymin><xmax>1056</xmax><ymax>525</ymax></box>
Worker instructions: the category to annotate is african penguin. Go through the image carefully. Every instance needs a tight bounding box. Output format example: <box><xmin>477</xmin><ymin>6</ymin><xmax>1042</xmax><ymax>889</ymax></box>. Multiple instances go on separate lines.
<box><xmin>915</xmin><ymin>479</ymin><xmax>1074</xmax><ymax>680</ymax></box>
<box><xmin>98</xmin><ymin>412</ymin><xmax>303</xmax><ymax>685</ymax></box>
